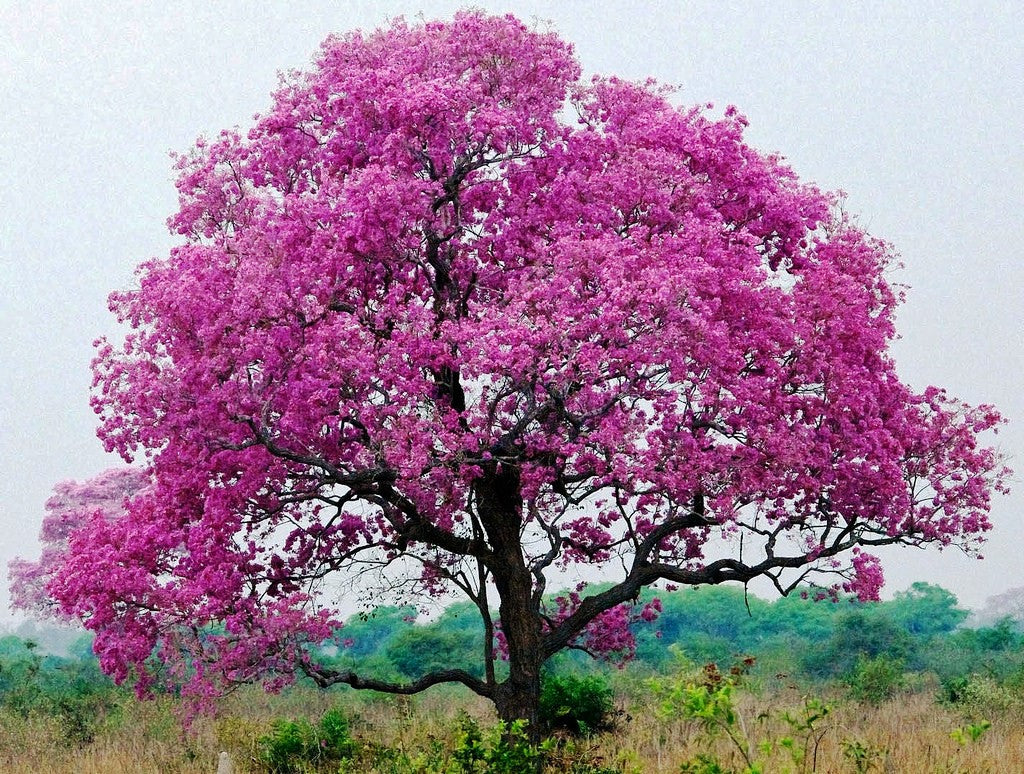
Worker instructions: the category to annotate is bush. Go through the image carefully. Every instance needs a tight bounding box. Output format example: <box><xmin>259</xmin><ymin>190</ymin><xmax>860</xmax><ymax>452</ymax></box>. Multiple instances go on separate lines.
<box><xmin>452</xmin><ymin>714</ymin><xmax>551</xmax><ymax>774</ymax></box>
<box><xmin>940</xmin><ymin>674</ymin><xmax>1024</xmax><ymax>717</ymax></box>
<box><xmin>257</xmin><ymin>707</ymin><xmax>355</xmax><ymax>773</ymax></box>
<box><xmin>539</xmin><ymin>673</ymin><xmax>615</xmax><ymax>736</ymax></box>
<box><xmin>845</xmin><ymin>654</ymin><xmax>904</xmax><ymax>705</ymax></box>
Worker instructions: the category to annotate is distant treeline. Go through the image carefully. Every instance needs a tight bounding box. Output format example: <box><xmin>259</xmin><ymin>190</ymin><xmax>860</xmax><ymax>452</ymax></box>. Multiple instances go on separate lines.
<box><xmin>314</xmin><ymin>582</ymin><xmax>1024</xmax><ymax>688</ymax></box>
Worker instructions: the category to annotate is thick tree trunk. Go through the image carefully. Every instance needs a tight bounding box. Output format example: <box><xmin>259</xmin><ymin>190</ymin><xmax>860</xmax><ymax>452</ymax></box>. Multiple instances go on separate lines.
<box><xmin>492</xmin><ymin>566</ymin><xmax>543</xmax><ymax>734</ymax></box>
<box><xmin>475</xmin><ymin>463</ymin><xmax>545</xmax><ymax>738</ymax></box>
<box><xmin>494</xmin><ymin>668</ymin><xmax>541</xmax><ymax>732</ymax></box>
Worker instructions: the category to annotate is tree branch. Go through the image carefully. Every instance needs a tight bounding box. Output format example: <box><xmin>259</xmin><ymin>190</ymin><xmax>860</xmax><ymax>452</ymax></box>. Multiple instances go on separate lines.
<box><xmin>301</xmin><ymin>662</ymin><xmax>493</xmax><ymax>698</ymax></box>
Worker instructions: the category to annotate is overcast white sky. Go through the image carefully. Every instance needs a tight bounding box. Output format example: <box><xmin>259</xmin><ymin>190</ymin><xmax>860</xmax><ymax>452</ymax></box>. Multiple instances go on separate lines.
<box><xmin>1</xmin><ymin>1</ymin><xmax>1021</xmax><ymax>618</ymax></box>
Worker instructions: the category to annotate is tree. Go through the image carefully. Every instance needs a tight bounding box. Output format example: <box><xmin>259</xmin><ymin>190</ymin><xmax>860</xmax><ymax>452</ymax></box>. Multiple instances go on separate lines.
<box><xmin>9</xmin><ymin>468</ymin><xmax>149</xmax><ymax>618</ymax></box>
<box><xmin>886</xmin><ymin>582</ymin><xmax>968</xmax><ymax>639</ymax></box>
<box><xmin>14</xmin><ymin>12</ymin><xmax>1008</xmax><ymax>730</ymax></box>
<box><xmin>802</xmin><ymin>610</ymin><xmax>917</xmax><ymax>678</ymax></box>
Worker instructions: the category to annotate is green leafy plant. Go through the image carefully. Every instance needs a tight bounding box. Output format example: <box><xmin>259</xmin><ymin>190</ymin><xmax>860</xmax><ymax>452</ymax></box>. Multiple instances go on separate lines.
<box><xmin>539</xmin><ymin>673</ymin><xmax>615</xmax><ymax>736</ymax></box>
<box><xmin>845</xmin><ymin>654</ymin><xmax>904</xmax><ymax>705</ymax></box>
<box><xmin>950</xmin><ymin>719</ymin><xmax>992</xmax><ymax>746</ymax></box>
<box><xmin>653</xmin><ymin>658</ymin><xmax>764</xmax><ymax>773</ymax></box>
<box><xmin>840</xmin><ymin>737</ymin><xmax>883</xmax><ymax>773</ymax></box>
<box><xmin>257</xmin><ymin>708</ymin><xmax>356</xmax><ymax>773</ymax></box>
<box><xmin>652</xmin><ymin>656</ymin><xmax>841</xmax><ymax>774</ymax></box>
<box><xmin>451</xmin><ymin>713</ymin><xmax>554</xmax><ymax>773</ymax></box>
<box><xmin>777</xmin><ymin>696</ymin><xmax>831</xmax><ymax>772</ymax></box>
<box><xmin>678</xmin><ymin>753</ymin><xmax>735</xmax><ymax>773</ymax></box>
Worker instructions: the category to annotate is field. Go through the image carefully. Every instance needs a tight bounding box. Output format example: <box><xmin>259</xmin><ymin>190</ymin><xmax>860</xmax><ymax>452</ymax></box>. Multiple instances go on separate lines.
<box><xmin>1</xmin><ymin>675</ymin><xmax>1021</xmax><ymax>773</ymax></box>
<box><xmin>4</xmin><ymin>587</ymin><xmax>1023</xmax><ymax>772</ymax></box>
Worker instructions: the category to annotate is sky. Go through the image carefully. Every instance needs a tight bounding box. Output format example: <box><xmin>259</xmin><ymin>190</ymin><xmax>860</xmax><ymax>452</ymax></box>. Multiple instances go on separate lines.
<box><xmin>0</xmin><ymin>1</ymin><xmax>1021</xmax><ymax>618</ymax></box>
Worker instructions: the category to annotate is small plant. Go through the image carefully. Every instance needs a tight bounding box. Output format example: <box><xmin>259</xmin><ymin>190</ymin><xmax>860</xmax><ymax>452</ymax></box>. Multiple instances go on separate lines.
<box><xmin>678</xmin><ymin>753</ymin><xmax>735</xmax><ymax>773</ymax></box>
<box><xmin>654</xmin><ymin>657</ymin><xmax>764</xmax><ymax>773</ymax></box>
<box><xmin>950</xmin><ymin>718</ymin><xmax>992</xmax><ymax>746</ymax></box>
<box><xmin>778</xmin><ymin>696</ymin><xmax>831</xmax><ymax>772</ymax></box>
<box><xmin>653</xmin><ymin>656</ymin><xmax>843</xmax><ymax>774</ymax></box>
<box><xmin>840</xmin><ymin>737</ymin><xmax>883</xmax><ymax>773</ymax></box>
<box><xmin>256</xmin><ymin>707</ymin><xmax>355</xmax><ymax>773</ymax></box>
<box><xmin>451</xmin><ymin>713</ymin><xmax>554</xmax><ymax>774</ymax></box>
<box><xmin>539</xmin><ymin>673</ymin><xmax>615</xmax><ymax>736</ymax></box>
<box><xmin>318</xmin><ymin>708</ymin><xmax>357</xmax><ymax>760</ymax></box>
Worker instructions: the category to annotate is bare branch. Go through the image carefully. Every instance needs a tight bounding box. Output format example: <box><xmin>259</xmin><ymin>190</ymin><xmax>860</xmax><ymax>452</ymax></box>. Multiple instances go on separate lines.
<box><xmin>302</xmin><ymin>662</ymin><xmax>493</xmax><ymax>698</ymax></box>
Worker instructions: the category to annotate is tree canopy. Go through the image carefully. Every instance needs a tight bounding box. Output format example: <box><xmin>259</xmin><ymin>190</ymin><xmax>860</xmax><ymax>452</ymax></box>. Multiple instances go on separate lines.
<box><xmin>13</xmin><ymin>12</ymin><xmax>1007</xmax><ymax>726</ymax></box>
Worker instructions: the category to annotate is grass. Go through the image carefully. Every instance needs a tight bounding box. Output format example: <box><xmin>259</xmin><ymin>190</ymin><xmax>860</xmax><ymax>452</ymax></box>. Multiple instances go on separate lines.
<box><xmin>611</xmin><ymin>683</ymin><xmax>1024</xmax><ymax>773</ymax></box>
<box><xmin>2</xmin><ymin>677</ymin><xmax>1023</xmax><ymax>773</ymax></box>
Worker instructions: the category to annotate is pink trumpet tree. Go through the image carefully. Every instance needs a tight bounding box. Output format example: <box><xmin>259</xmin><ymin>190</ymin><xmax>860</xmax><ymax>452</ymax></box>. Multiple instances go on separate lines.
<box><xmin>14</xmin><ymin>12</ymin><xmax>1008</xmax><ymax>727</ymax></box>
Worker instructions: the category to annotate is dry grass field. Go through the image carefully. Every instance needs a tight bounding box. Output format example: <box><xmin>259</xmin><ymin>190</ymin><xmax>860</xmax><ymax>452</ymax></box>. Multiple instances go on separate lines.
<box><xmin>0</xmin><ymin>681</ymin><xmax>1021</xmax><ymax>773</ymax></box>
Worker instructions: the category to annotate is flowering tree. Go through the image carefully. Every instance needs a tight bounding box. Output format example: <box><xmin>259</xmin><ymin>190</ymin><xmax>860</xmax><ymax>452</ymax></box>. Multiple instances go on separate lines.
<box><xmin>9</xmin><ymin>468</ymin><xmax>150</xmax><ymax>618</ymax></box>
<box><xmin>15</xmin><ymin>13</ymin><xmax>1008</xmax><ymax>727</ymax></box>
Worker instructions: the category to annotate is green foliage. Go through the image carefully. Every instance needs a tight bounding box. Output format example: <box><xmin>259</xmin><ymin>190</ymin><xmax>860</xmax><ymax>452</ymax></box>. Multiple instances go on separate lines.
<box><xmin>950</xmin><ymin>719</ymin><xmax>992</xmax><ymax>746</ymax></box>
<box><xmin>634</xmin><ymin>587</ymin><xmax>770</xmax><ymax>668</ymax></box>
<box><xmin>350</xmin><ymin>712</ymin><xmax>620</xmax><ymax>773</ymax></box>
<box><xmin>450</xmin><ymin>714</ymin><xmax>553</xmax><ymax>774</ymax></box>
<box><xmin>385</xmin><ymin>626</ymin><xmax>483</xmax><ymax>680</ymax></box>
<box><xmin>257</xmin><ymin>707</ymin><xmax>356</xmax><ymax>773</ymax></box>
<box><xmin>844</xmin><ymin>654</ymin><xmax>905</xmax><ymax>705</ymax></box>
<box><xmin>652</xmin><ymin>656</ymin><xmax>761</xmax><ymax>772</ymax></box>
<box><xmin>631</xmin><ymin>582</ymin><xmax>979</xmax><ymax>682</ymax></box>
<box><xmin>885</xmin><ymin>583</ymin><xmax>969</xmax><ymax>639</ymax></box>
<box><xmin>938</xmin><ymin>675</ymin><xmax>972</xmax><ymax>706</ymax></box>
<box><xmin>316</xmin><ymin>582</ymin><xmax>1017</xmax><ymax>695</ymax></box>
<box><xmin>337</xmin><ymin>606</ymin><xmax>418</xmax><ymax>658</ymax></box>
<box><xmin>652</xmin><ymin>655</ymin><xmax>839</xmax><ymax>774</ymax></box>
<box><xmin>259</xmin><ymin>719</ymin><xmax>313</xmax><ymax>773</ymax></box>
<box><xmin>939</xmin><ymin>673</ymin><xmax>1024</xmax><ymax>716</ymax></box>
<box><xmin>803</xmin><ymin>611</ymin><xmax>916</xmax><ymax>679</ymax></box>
<box><xmin>839</xmin><ymin>738</ymin><xmax>884</xmax><ymax>773</ymax></box>
<box><xmin>0</xmin><ymin>634</ymin><xmax>123</xmax><ymax>744</ymax></box>
<box><xmin>316</xmin><ymin>601</ymin><xmax>498</xmax><ymax>688</ymax></box>
<box><xmin>778</xmin><ymin>696</ymin><xmax>832</xmax><ymax>771</ymax></box>
<box><xmin>539</xmin><ymin>673</ymin><xmax>615</xmax><ymax>736</ymax></box>
<box><xmin>923</xmin><ymin>617</ymin><xmax>1024</xmax><ymax>691</ymax></box>
<box><xmin>678</xmin><ymin>753</ymin><xmax>737</xmax><ymax>773</ymax></box>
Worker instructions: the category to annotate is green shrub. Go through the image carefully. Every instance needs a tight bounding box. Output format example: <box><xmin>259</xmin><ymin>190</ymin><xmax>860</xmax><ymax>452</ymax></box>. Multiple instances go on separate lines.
<box><xmin>259</xmin><ymin>718</ymin><xmax>311</xmax><ymax>773</ymax></box>
<box><xmin>939</xmin><ymin>675</ymin><xmax>972</xmax><ymax>706</ymax></box>
<box><xmin>677</xmin><ymin>754</ymin><xmax>733</xmax><ymax>774</ymax></box>
<box><xmin>845</xmin><ymin>654</ymin><xmax>904</xmax><ymax>705</ymax></box>
<box><xmin>944</xmin><ymin>674</ymin><xmax>1024</xmax><ymax>716</ymax></box>
<box><xmin>319</xmin><ymin>708</ymin><xmax>356</xmax><ymax>759</ymax></box>
<box><xmin>840</xmin><ymin>737</ymin><xmax>884</xmax><ymax>773</ymax></box>
<box><xmin>539</xmin><ymin>673</ymin><xmax>615</xmax><ymax>736</ymax></box>
<box><xmin>257</xmin><ymin>707</ymin><xmax>355</xmax><ymax>773</ymax></box>
<box><xmin>452</xmin><ymin>713</ymin><xmax>552</xmax><ymax>773</ymax></box>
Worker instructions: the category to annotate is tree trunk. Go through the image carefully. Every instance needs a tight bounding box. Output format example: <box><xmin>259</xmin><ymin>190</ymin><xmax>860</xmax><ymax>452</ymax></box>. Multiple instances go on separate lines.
<box><xmin>494</xmin><ymin>668</ymin><xmax>541</xmax><ymax>734</ymax></box>
<box><xmin>492</xmin><ymin>566</ymin><xmax>543</xmax><ymax>735</ymax></box>
<box><xmin>475</xmin><ymin>463</ymin><xmax>544</xmax><ymax>738</ymax></box>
